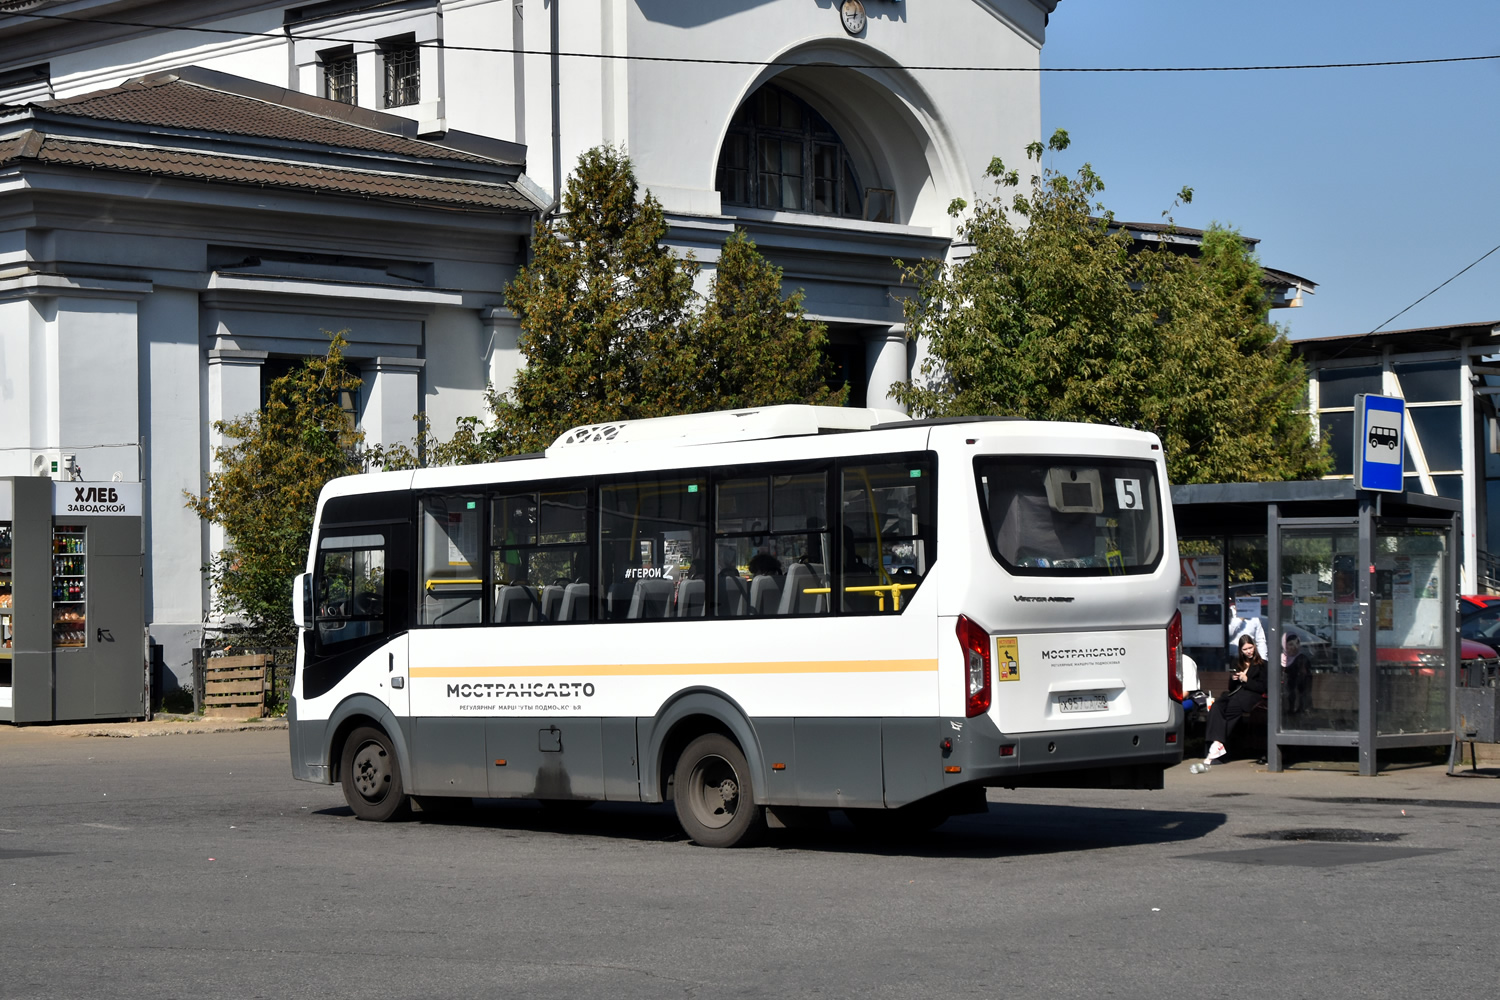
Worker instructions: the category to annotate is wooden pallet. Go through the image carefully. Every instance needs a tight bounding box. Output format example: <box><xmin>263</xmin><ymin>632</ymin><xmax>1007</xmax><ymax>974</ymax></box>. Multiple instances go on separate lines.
<box><xmin>203</xmin><ymin>654</ymin><xmax>268</xmax><ymax>719</ymax></box>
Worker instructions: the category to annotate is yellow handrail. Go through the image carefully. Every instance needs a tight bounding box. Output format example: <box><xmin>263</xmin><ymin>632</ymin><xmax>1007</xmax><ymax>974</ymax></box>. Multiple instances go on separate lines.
<box><xmin>426</xmin><ymin>578</ymin><xmax>483</xmax><ymax>592</ymax></box>
<box><xmin>845</xmin><ymin>582</ymin><xmax>918</xmax><ymax>611</ymax></box>
<box><xmin>804</xmin><ymin>582</ymin><xmax>918</xmax><ymax>611</ymax></box>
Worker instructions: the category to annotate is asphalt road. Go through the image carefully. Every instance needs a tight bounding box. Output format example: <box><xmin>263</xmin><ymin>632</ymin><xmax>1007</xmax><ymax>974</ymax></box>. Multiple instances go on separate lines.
<box><xmin>2</xmin><ymin>727</ymin><xmax>1498</xmax><ymax>1000</ymax></box>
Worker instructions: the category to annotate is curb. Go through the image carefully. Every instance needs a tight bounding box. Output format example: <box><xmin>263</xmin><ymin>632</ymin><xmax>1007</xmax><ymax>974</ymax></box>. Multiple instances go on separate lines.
<box><xmin>0</xmin><ymin>717</ymin><xmax>288</xmax><ymax>739</ymax></box>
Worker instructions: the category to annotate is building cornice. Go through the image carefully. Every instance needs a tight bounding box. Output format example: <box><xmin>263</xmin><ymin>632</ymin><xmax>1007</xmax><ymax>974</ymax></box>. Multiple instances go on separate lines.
<box><xmin>973</xmin><ymin>0</ymin><xmax>1061</xmax><ymax>49</ymax></box>
<box><xmin>0</xmin><ymin>1</ymin><xmax>284</xmax><ymax>48</ymax></box>
<box><xmin>0</xmin><ymin>268</ymin><xmax>152</xmax><ymax>302</ymax></box>
<box><xmin>203</xmin><ymin>271</ymin><xmax>466</xmax><ymax>308</ymax></box>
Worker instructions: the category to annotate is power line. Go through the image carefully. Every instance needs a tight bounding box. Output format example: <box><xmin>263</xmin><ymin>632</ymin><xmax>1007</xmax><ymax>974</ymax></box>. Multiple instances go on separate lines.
<box><xmin>6</xmin><ymin>8</ymin><xmax>1500</xmax><ymax>73</ymax></box>
<box><xmin>10</xmin><ymin>4</ymin><xmax>1499</xmax><ymax>332</ymax></box>
<box><xmin>1369</xmin><ymin>241</ymin><xmax>1500</xmax><ymax>335</ymax></box>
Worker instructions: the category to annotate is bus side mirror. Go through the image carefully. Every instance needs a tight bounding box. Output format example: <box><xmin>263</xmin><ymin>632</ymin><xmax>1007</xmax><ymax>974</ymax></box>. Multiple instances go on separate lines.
<box><xmin>293</xmin><ymin>573</ymin><xmax>312</xmax><ymax>629</ymax></box>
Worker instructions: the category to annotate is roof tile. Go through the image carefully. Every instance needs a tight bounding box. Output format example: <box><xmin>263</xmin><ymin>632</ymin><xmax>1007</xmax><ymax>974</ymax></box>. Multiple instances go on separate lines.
<box><xmin>40</xmin><ymin>77</ymin><xmax>499</xmax><ymax>165</ymax></box>
<box><xmin>3</xmin><ymin>134</ymin><xmax>536</xmax><ymax>211</ymax></box>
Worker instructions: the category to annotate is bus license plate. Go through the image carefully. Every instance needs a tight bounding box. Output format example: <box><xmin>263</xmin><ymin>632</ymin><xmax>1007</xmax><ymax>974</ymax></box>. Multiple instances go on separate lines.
<box><xmin>1057</xmin><ymin>693</ymin><xmax>1108</xmax><ymax>713</ymax></box>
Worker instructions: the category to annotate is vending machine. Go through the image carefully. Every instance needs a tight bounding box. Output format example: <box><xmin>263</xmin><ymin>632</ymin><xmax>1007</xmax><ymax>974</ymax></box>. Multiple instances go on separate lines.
<box><xmin>0</xmin><ymin>477</ymin><xmax>145</xmax><ymax>723</ymax></box>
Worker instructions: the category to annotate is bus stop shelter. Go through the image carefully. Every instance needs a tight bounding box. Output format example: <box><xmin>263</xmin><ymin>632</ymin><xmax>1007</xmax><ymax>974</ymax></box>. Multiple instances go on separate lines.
<box><xmin>1171</xmin><ymin>481</ymin><xmax>1459</xmax><ymax>775</ymax></box>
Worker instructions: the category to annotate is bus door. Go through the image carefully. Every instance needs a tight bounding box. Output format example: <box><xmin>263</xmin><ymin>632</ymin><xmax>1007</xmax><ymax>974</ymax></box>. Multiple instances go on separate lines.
<box><xmin>311</xmin><ymin>523</ymin><xmax>411</xmax><ymax>715</ymax></box>
<box><xmin>381</xmin><ymin>634</ymin><xmax>409</xmax><ymax>716</ymax></box>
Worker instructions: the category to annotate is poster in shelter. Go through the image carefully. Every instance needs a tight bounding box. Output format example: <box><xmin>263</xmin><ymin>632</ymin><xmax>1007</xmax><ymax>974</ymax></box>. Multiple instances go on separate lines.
<box><xmin>1178</xmin><ymin>555</ymin><xmax>1223</xmax><ymax>645</ymax></box>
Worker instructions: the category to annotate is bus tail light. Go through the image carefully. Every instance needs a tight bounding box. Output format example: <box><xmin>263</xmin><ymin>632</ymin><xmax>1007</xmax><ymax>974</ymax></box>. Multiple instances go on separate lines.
<box><xmin>1167</xmin><ymin>610</ymin><xmax>1184</xmax><ymax>702</ymax></box>
<box><xmin>957</xmin><ymin>614</ymin><xmax>992</xmax><ymax>717</ymax></box>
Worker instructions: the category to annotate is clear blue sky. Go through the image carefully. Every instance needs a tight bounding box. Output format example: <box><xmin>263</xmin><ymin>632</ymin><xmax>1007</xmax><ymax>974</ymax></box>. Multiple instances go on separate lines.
<box><xmin>1039</xmin><ymin>0</ymin><xmax>1500</xmax><ymax>340</ymax></box>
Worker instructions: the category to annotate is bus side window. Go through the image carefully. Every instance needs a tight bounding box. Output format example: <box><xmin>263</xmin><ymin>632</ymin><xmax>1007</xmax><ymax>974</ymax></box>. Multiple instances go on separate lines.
<box><xmin>420</xmin><ymin>495</ymin><xmax>483</xmax><ymax>626</ymax></box>
<box><xmin>839</xmin><ymin>459</ymin><xmax>935</xmax><ymax>614</ymax></box>
<box><xmin>314</xmin><ymin>533</ymin><xmax>387</xmax><ymax>653</ymax></box>
<box><xmin>714</xmin><ymin>469</ymin><xmax>830</xmax><ymax>616</ymax></box>
<box><xmin>600</xmin><ymin>473</ymin><xmax>707</xmax><ymax>621</ymax></box>
<box><xmin>491</xmin><ymin>489</ymin><xmax>589</xmax><ymax>624</ymax></box>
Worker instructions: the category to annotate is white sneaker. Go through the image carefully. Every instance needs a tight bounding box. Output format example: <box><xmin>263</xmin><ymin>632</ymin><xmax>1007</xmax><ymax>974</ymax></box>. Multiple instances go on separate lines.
<box><xmin>1206</xmin><ymin>741</ymin><xmax>1227</xmax><ymax>761</ymax></box>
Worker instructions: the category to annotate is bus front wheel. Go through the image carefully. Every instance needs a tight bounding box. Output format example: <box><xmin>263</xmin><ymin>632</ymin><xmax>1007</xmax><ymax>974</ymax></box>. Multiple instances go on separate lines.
<box><xmin>673</xmin><ymin>733</ymin><xmax>765</xmax><ymax>848</ymax></box>
<box><xmin>340</xmin><ymin>726</ymin><xmax>410</xmax><ymax>822</ymax></box>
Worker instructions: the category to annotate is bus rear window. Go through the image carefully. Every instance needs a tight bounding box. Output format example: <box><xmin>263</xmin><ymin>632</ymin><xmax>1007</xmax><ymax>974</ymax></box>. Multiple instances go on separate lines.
<box><xmin>975</xmin><ymin>457</ymin><xmax>1162</xmax><ymax>576</ymax></box>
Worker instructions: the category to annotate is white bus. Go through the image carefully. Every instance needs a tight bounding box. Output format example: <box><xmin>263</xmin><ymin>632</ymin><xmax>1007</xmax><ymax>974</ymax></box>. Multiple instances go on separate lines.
<box><xmin>289</xmin><ymin>405</ymin><xmax>1185</xmax><ymax>846</ymax></box>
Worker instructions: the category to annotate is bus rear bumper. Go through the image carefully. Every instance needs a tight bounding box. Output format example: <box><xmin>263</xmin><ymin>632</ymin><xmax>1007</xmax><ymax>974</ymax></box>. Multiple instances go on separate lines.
<box><xmin>944</xmin><ymin>703</ymin><xmax>1185</xmax><ymax>792</ymax></box>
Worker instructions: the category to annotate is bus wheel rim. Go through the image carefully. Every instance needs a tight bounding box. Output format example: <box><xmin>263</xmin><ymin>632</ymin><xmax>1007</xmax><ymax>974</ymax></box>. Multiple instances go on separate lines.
<box><xmin>351</xmin><ymin>740</ymin><xmax>391</xmax><ymax>802</ymax></box>
<box><xmin>688</xmin><ymin>754</ymin><xmax>738</xmax><ymax>830</ymax></box>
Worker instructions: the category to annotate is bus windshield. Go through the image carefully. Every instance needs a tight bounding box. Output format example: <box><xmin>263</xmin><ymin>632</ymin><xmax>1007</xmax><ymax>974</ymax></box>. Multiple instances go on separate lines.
<box><xmin>975</xmin><ymin>456</ymin><xmax>1162</xmax><ymax>576</ymax></box>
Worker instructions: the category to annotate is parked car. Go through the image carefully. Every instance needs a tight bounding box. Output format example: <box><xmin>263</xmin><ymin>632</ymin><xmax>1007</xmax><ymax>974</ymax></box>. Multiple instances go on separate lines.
<box><xmin>1379</xmin><ymin>637</ymin><xmax>1497</xmax><ymax>671</ymax></box>
<box><xmin>1459</xmin><ymin>594</ymin><xmax>1500</xmax><ymax>614</ymax></box>
<box><xmin>1459</xmin><ymin>595</ymin><xmax>1500</xmax><ymax>656</ymax></box>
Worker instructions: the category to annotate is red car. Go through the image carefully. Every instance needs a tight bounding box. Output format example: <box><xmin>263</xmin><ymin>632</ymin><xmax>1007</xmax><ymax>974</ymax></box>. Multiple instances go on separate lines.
<box><xmin>1379</xmin><ymin>637</ymin><xmax>1497</xmax><ymax>669</ymax></box>
<box><xmin>1459</xmin><ymin>595</ymin><xmax>1500</xmax><ymax>658</ymax></box>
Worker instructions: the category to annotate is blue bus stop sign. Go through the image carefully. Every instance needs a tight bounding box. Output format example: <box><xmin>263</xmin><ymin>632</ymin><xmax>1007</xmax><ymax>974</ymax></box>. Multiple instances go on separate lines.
<box><xmin>1354</xmin><ymin>393</ymin><xmax>1405</xmax><ymax>492</ymax></box>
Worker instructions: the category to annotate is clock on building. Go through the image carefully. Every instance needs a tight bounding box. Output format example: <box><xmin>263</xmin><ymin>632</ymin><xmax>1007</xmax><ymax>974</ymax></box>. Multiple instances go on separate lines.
<box><xmin>840</xmin><ymin>0</ymin><xmax>867</xmax><ymax>36</ymax></box>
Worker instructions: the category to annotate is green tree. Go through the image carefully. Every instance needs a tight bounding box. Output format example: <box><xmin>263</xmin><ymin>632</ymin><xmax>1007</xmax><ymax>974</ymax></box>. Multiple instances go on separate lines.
<box><xmin>896</xmin><ymin>130</ymin><xmax>1327</xmax><ymax>484</ymax></box>
<box><xmin>1142</xmin><ymin>226</ymin><xmax>1327</xmax><ymax>483</ymax></box>
<box><xmin>669</xmin><ymin>228</ymin><xmax>846</xmax><ymax>411</ymax></box>
<box><xmin>488</xmin><ymin>147</ymin><xmax>844</xmax><ymax>455</ymax></box>
<box><xmin>185</xmin><ymin>332</ymin><xmax>364</xmax><ymax>645</ymax></box>
<box><xmin>488</xmin><ymin>145</ymin><xmax>699</xmax><ymax>455</ymax></box>
<box><xmin>366</xmin><ymin>413</ymin><xmax>495</xmax><ymax>471</ymax></box>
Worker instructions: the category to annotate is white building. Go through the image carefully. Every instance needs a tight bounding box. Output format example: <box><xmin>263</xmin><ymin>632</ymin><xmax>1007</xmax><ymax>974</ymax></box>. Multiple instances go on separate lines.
<box><xmin>0</xmin><ymin>0</ymin><xmax>1059</xmax><ymax>690</ymax></box>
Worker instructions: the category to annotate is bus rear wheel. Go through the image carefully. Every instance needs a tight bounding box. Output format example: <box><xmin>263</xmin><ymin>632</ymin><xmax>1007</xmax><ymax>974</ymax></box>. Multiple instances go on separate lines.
<box><xmin>673</xmin><ymin>733</ymin><xmax>765</xmax><ymax>848</ymax></box>
<box><xmin>341</xmin><ymin>726</ymin><xmax>410</xmax><ymax>822</ymax></box>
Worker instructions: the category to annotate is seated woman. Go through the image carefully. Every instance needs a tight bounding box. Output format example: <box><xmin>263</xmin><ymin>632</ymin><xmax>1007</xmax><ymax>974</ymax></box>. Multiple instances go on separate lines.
<box><xmin>1203</xmin><ymin>633</ymin><xmax>1267</xmax><ymax>765</ymax></box>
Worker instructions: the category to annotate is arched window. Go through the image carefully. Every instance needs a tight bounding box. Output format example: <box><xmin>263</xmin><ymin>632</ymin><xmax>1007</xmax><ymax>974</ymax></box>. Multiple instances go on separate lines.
<box><xmin>717</xmin><ymin>84</ymin><xmax>874</xmax><ymax>220</ymax></box>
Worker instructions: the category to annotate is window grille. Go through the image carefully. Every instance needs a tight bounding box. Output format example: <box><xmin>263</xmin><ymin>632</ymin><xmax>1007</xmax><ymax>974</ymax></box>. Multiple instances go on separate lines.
<box><xmin>716</xmin><ymin>84</ymin><xmax>873</xmax><ymax>222</ymax></box>
<box><xmin>322</xmin><ymin>47</ymin><xmax>356</xmax><ymax>105</ymax></box>
<box><xmin>382</xmin><ymin>38</ymin><xmax>420</xmax><ymax>108</ymax></box>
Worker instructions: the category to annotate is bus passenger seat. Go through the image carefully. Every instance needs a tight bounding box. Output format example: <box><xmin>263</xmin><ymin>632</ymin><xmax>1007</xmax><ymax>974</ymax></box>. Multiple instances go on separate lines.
<box><xmin>777</xmin><ymin>562</ymin><xmax>819</xmax><ymax>615</ymax></box>
<box><xmin>496</xmin><ymin>585</ymin><xmax>538</xmax><ymax>624</ymax></box>
<box><xmin>749</xmin><ymin>573</ymin><xmax>782</xmax><ymax>616</ymax></box>
<box><xmin>538</xmin><ymin>585</ymin><xmax>563</xmax><ymax>622</ymax></box>
<box><xmin>676</xmin><ymin>578</ymin><xmax>706</xmax><ymax>618</ymax></box>
<box><xmin>605</xmin><ymin>581</ymin><xmax>635</xmax><ymax>619</ymax></box>
<box><xmin>719</xmin><ymin>576</ymin><xmax>749</xmax><ymax>617</ymax></box>
<box><xmin>628</xmin><ymin>578</ymin><xmax>674</xmax><ymax>619</ymax></box>
<box><xmin>559</xmin><ymin>583</ymin><xmax>591</xmax><ymax>621</ymax></box>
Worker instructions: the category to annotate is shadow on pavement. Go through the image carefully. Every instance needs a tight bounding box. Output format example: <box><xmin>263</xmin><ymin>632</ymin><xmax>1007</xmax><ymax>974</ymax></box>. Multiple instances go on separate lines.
<box><xmin>316</xmin><ymin>798</ymin><xmax>1228</xmax><ymax>858</ymax></box>
<box><xmin>775</xmin><ymin>802</ymin><xmax>1226</xmax><ymax>859</ymax></box>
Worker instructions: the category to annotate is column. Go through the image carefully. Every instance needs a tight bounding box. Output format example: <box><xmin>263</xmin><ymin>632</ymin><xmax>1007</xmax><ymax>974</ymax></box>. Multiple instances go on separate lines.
<box><xmin>55</xmin><ymin>296</ymin><xmax>142</xmax><ymax>483</ymax></box>
<box><xmin>205</xmin><ymin>350</ymin><xmax>265</xmax><ymax>560</ymax></box>
<box><xmin>354</xmin><ymin>43</ymin><xmax>380</xmax><ymax>111</ymax></box>
<box><xmin>864</xmin><ymin>325</ymin><xmax>910</xmax><ymax>413</ymax></box>
<box><xmin>483</xmin><ymin>307</ymin><xmax>524</xmax><ymax>397</ymax></box>
<box><xmin>416</xmin><ymin>18</ymin><xmax>446</xmax><ymax>135</ymax></box>
<box><xmin>363</xmin><ymin>357</ymin><xmax>427</xmax><ymax>452</ymax></box>
<box><xmin>1460</xmin><ymin>338</ymin><xmax>1478</xmax><ymax>593</ymax></box>
<box><xmin>205</xmin><ymin>350</ymin><xmax>267</xmax><ymax>456</ymax></box>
